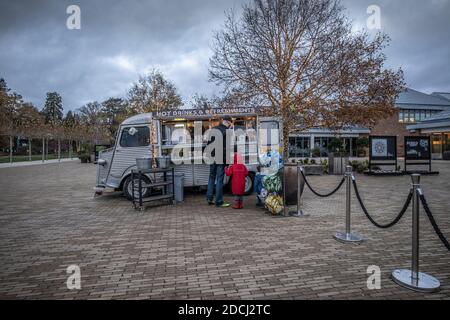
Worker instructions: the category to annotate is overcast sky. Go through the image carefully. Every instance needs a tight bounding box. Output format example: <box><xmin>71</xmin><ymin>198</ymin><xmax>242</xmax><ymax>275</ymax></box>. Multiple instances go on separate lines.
<box><xmin>1</xmin><ymin>0</ymin><xmax>449</xmax><ymax>112</ymax></box>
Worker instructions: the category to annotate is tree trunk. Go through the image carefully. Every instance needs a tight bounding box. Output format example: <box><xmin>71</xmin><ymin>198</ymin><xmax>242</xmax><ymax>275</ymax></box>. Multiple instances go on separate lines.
<box><xmin>58</xmin><ymin>138</ymin><xmax>61</xmax><ymax>162</ymax></box>
<box><xmin>9</xmin><ymin>135</ymin><xmax>13</xmax><ymax>164</ymax></box>
<box><xmin>29</xmin><ymin>138</ymin><xmax>32</xmax><ymax>162</ymax></box>
<box><xmin>42</xmin><ymin>137</ymin><xmax>45</xmax><ymax>162</ymax></box>
<box><xmin>46</xmin><ymin>138</ymin><xmax>49</xmax><ymax>161</ymax></box>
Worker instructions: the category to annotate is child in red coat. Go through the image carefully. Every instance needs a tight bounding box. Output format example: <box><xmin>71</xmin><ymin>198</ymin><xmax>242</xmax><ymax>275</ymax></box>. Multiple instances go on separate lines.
<box><xmin>225</xmin><ymin>153</ymin><xmax>249</xmax><ymax>209</ymax></box>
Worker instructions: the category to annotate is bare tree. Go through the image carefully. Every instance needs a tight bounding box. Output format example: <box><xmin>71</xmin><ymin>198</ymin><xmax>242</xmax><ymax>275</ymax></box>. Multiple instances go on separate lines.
<box><xmin>15</xmin><ymin>102</ymin><xmax>44</xmax><ymax>161</ymax></box>
<box><xmin>78</xmin><ymin>101</ymin><xmax>110</xmax><ymax>145</ymax></box>
<box><xmin>209</xmin><ymin>0</ymin><xmax>404</xmax><ymax>156</ymax></box>
<box><xmin>128</xmin><ymin>70</ymin><xmax>183</xmax><ymax>113</ymax></box>
<box><xmin>101</xmin><ymin>97</ymin><xmax>131</xmax><ymax>140</ymax></box>
<box><xmin>0</xmin><ymin>80</ymin><xmax>22</xmax><ymax>163</ymax></box>
<box><xmin>189</xmin><ymin>93</ymin><xmax>213</xmax><ymax>110</ymax></box>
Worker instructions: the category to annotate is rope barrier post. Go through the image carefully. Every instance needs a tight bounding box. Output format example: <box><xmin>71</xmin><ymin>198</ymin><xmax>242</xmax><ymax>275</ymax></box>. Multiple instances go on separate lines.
<box><xmin>391</xmin><ymin>174</ymin><xmax>441</xmax><ymax>293</ymax></box>
<box><xmin>333</xmin><ymin>165</ymin><xmax>363</xmax><ymax>244</ymax></box>
<box><xmin>289</xmin><ymin>164</ymin><xmax>309</xmax><ymax>218</ymax></box>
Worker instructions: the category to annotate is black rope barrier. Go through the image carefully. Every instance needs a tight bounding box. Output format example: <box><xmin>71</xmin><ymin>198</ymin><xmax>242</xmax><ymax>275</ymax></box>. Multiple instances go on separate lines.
<box><xmin>419</xmin><ymin>194</ymin><xmax>450</xmax><ymax>251</ymax></box>
<box><xmin>300</xmin><ymin>170</ymin><xmax>345</xmax><ymax>198</ymax></box>
<box><xmin>352</xmin><ymin>178</ymin><xmax>413</xmax><ymax>229</ymax></box>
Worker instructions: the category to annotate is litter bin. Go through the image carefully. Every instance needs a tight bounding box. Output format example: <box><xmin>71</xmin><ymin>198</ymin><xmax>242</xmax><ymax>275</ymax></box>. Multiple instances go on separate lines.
<box><xmin>171</xmin><ymin>173</ymin><xmax>184</xmax><ymax>202</ymax></box>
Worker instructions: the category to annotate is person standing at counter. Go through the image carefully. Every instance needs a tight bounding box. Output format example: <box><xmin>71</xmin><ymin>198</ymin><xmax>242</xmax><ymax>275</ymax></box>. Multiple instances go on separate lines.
<box><xmin>206</xmin><ymin>116</ymin><xmax>233</xmax><ymax>208</ymax></box>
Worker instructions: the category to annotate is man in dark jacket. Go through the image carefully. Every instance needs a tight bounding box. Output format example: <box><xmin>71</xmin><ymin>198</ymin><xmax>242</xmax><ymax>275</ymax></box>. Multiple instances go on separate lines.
<box><xmin>206</xmin><ymin>116</ymin><xmax>232</xmax><ymax>207</ymax></box>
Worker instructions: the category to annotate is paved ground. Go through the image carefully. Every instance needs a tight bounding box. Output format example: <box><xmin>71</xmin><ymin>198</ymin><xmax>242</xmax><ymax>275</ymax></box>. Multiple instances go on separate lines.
<box><xmin>0</xmin><ymin>161</ymin><xmax>449</xmax><ymax>300</ymax></box>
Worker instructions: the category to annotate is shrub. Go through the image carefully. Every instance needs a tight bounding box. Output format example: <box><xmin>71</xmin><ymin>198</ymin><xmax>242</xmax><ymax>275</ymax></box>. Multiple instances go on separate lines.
<box><xmin>320</xmin><ymin>159</ymin><xmax>329</xmax><ymax>174</ymax></box>
<box><xmin>350</xmin><ymin>160</ymin><xmax>369</xmax><ymax>174</ymax></box>
<box><xmin>78</xmin><ymin>154</ymin><xmax>91</xmax><ymax>163</ymax></box>
<box><xmin>311</xmin><ymin>147</ymin><xmax>321</xmax><ymax>158</ymax></box>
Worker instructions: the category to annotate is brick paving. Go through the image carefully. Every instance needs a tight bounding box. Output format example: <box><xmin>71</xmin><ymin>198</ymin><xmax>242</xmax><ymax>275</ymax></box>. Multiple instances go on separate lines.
<box><xmin>0</xmin><ymin>161</ymin><xmax>449</xmax><ymax>300</ymax></box>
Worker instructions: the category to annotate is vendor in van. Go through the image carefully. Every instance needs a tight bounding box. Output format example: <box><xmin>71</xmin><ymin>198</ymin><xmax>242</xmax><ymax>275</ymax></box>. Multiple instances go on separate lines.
<box><xmin>206</xmin><ymin>116</ymin><xmax>233</xmax><ymax>208</ymax></box>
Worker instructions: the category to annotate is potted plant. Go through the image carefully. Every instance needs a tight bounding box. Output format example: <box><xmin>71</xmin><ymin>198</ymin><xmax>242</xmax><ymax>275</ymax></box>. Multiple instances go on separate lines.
<box><xmin>78</xmin><ymin>143</ymin><xmax>93</xmax><ymax>164</ymax></box>
<box><xmin>301</xmin><ymin>155</ymin><xmax>324</xmax><ymax>175</ymax></box>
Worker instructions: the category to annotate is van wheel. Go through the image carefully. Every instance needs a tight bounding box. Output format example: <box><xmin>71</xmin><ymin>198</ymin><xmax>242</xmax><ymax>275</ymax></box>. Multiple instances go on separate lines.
<box><xmin>244</xmin><ymin>173</ymin><xmax>255</xmax><ymax>195</ymax></box>
<box><xmin>123</xmin><ymin>175</ymin><xmax>152</xmax><ymax>200</ymax></box>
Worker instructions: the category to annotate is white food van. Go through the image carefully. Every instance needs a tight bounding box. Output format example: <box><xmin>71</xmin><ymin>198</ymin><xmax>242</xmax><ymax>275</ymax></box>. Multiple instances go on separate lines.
<box><xmin>95</xmin><ymin>107</ymin><xmax>282</xmax><ymax>199</ymax></box>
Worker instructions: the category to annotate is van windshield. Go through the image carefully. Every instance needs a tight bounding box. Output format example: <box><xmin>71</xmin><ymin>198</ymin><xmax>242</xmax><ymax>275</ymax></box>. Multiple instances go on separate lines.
<box><xmin>120</xmin><ymin>126</ymin><xmax>150</xmax><ymax>148</ymax></box>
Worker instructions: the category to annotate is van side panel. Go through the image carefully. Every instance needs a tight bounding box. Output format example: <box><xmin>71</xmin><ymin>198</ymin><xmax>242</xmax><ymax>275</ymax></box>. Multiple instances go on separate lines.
<box><xmin>109</xmin><ymin>146</ymin><xmax>151</xmax><ymax>180</ymax></box>
<box><xmin>174</xmin><ymin>164</ymin><xmax>194</xmax><ymax>187</ymax></box>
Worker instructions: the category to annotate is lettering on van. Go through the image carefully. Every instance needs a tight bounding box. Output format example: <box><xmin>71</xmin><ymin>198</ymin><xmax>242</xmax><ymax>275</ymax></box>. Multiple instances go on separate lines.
<box><xmin>155</xmin><ymin>107</ymin><xmax>257</xmax><ymax>118</ymax></box>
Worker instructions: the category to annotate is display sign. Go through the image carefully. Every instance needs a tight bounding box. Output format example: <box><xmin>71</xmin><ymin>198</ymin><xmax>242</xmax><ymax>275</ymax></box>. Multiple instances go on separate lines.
<box><xmin>154</xmin><ymin>107</ymin><xmax>260</xmax><ymax>119</ymax></box>
<box><xmin>405</xmin><ymin>136</ymin><xmax>431</xmax><ymax>160</ymax></box>
<box><xmin>369</xmin><ymin>136</ymin><xmax>397</xmax><ymax>161</ymax></box>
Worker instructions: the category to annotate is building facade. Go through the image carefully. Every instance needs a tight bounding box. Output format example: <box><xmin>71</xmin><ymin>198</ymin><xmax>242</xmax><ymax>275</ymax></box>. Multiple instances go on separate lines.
<box><xmin>288</xmin><ymin>127</ymin><xmax>370</xmax><ymax>159</ymax></box>
<box><xmin>288</xmin><ymin>88</ymin><xmax>450</xmax><ymax>159</ymax></box>
<box><xmin>371</xmin><ymin>88</ymin><xmax>450</xmax><ymax>158</ymax></box>
<box><xmin>407</xmin><ymin>109</ymin><xmax>450</xmax><ymax>159</ymax></box>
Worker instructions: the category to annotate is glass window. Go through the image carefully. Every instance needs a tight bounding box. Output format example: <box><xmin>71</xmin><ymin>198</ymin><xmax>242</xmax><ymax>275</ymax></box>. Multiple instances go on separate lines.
<box><xmin>404</xmin><ymin>110</ymin><xmax>409</xmax><ymax>123</ymax></box>
<box><xmin>260</xmin><ymin>121</ymin><xmax>279</xmax><ymax>146</ymax></box>
<box><xmin>288</xmin><ymin>137</ymin><xmax>311</xmax><ymax>158</ymax></box>
<box><xmin>301</xmin><ymin>138</ymin><xmax>310</xmax><ymax>157</ymax></box>
<box><xmin>409</xmin><ymin>110</ymin><xmax>415</xmax><ymax>123</ymax></box>
<box><xmin>120</xmin><ymin>126</ymin><xmax>150</xmax><ymax>148</ymax></box>
<box><xmin>314</xmin><ymin>137</ymin><xmax>321</xmax><ymax>149</ymax></box>
<box><xmin>399</xmin><ymin>110</ymin><xmax>404</xmax><ymax>123</ymax></box>
<box><xmin>415</xmin><ymin>111</ymin><xmax>421</xmax><ymax>122</ymax></box>
<box><xmin>420</xmin><ymin>110</ymin><xmax>426</xmax><ymax>120</ymax></box>
<box><xmin>321</xmin><ymin>138</ymin><xmax>329</xmax><ymax>157</ymax></box>
<box><xmin>289</xmin><ymin>137</ymin><xmax>296</xmax><ymax>158</ymax></box>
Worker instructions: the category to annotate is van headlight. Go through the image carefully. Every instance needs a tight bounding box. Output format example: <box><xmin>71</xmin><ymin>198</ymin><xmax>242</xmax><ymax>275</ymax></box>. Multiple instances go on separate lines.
<box><xmin>98</xmin><ymin>159</ymin><xmax>107</xmax><ymax>166</ymax></box>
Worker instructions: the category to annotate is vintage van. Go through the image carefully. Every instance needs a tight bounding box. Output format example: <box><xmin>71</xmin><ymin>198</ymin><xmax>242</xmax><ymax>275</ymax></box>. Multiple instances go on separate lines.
<box><xmin>95</xmin><ymin>107</ymin><xmax>282</xmax><ymax>199</ymax></box>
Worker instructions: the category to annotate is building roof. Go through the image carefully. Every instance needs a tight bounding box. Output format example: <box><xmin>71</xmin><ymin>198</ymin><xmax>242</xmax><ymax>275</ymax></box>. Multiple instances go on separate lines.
<box><xmin>432</xmin><ymin>92</ymin><xmax>450</xmax><ymax>101</ymax></box>
<box><xmin>396</xmin><ymin>88</ymin><xmax>450</xmax><ymax>110</ymax></box>
<box><xmin>292</xmin><ymin>126</ymin><xmax>370</xmax><ymax>135</ymax></box>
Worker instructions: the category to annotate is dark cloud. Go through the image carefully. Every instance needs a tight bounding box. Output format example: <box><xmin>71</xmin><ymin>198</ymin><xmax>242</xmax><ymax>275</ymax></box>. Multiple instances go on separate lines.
<box><xmin>1</xmin><ymin>0</ymin><xmax>449</xmax><ymax>112</ymax></box>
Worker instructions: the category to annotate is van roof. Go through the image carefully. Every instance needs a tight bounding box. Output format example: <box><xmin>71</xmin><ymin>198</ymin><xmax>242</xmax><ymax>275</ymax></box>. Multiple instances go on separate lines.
<box><xmin>121</xmin><ymin>113</ymin><xmax>153</xmax><ymax>126</ymax></box>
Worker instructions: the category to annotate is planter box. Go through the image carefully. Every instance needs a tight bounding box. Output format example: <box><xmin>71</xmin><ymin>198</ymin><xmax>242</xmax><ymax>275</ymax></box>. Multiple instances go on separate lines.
<box><xmin>444</xmin><ymin>151</ymin><xmax>450</xmax><ymax>161</ymax></box>
<box><xmin>303</xmin><ymin>164</ymin><xmax>323</xmax><ymax>176</ymax></box>
<box><xmin>328</xmin><ymin>153</ymin><xmax>349</xmax><ymax>175</ymax></box>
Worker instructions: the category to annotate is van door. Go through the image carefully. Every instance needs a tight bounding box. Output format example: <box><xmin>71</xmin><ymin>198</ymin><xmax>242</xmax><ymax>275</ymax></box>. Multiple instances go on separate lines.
<box><xmin>108</xmin><ymin>124</ymin><xmax>152</xmax><ymax>185</ymax></box>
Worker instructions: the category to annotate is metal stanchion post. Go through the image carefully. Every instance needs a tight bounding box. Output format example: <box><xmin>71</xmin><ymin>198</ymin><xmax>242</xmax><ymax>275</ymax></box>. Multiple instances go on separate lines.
<box><xmin>289</xmin><ymin>164</ymin><xmax>309</xmax><ymax>218</ymax></box>
<box><xmin>391</xmin><ymin>174</ymin><xmax>440</xmax><ymax>292</ymax></box>
<box><xmin>333</xmin><ymin>165</ymin><xmax>363</xmax><ymax>244</ymax></box>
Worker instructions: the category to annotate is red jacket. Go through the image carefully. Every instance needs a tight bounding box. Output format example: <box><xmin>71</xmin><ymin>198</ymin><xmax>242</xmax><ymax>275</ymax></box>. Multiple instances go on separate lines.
<box><xmin>225</xmin><ymin>153</ymin><xmax>249</xmax><ymax>196</ymax></box>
